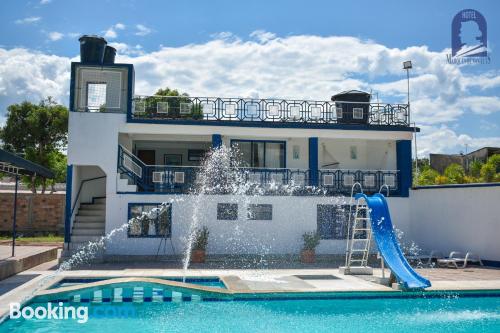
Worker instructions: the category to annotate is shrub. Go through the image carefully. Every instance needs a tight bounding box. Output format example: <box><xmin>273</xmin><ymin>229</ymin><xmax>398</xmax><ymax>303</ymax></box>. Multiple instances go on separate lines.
<box><xmin>487</xmin><ymin>154</ymin><xmax>500</xmax><ymax>172</ymax></box>
<box><xmin>434</xmin><ymin>175</ymin><xmax>449</xmax><ymax>184</ymax></box>
<box><xmin>469</xmin><ymin>160</ymin><xmax>483</xmax><ymax>178</ymax></box>
<box><xmin>480</xmin><ymin>163</ymin><xmax>496</xmax><ymax>183</ymax></box>
<box><xmin>302</xmin><ymin>232</ymin><xmax>320</xmax><ymax>251</ymax></box>
<box><xmin>417</xmin><ymin>169</ymin><xmax>440</xmax><ymax>185</ymax></box>
<box><xmin>192</xmin><ymin>226</ymin><xmax>209</xmax><ymax>251</ymax></box>
<box><xmin>444</xmin><ymin>163</ymin><xmax>465</xmax><ymax>184</ymax></box>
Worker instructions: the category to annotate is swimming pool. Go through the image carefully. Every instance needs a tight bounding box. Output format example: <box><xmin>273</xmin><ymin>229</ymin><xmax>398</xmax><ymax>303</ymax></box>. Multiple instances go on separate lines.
<box><xmin>49</xmin><ymin>277</ymin><xmax>226</xmax><ymax>289</ymax></box>
<box><xmin>2</xmin><ymin>288</ymin><xmax>499</xmax><ymax>332</ymax></box>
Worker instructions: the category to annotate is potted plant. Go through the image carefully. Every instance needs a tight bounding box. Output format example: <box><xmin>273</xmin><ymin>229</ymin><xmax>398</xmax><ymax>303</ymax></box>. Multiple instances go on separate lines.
<box><xmin>191</xmin><ymin>226</ymin><xmax>209</xmax><ymax>263</ymax></box>
<box><xmin>301</xmin><ymin>232</ymin><xmax>320</xmax><ymax>263</ymax></box>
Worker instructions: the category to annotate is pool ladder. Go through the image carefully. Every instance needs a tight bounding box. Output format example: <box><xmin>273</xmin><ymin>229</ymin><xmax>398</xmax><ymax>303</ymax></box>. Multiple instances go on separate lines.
<box><xmin>346</xmin><ymin>197</ymin><xmax>373</xmax><ymax>270</ymax></box>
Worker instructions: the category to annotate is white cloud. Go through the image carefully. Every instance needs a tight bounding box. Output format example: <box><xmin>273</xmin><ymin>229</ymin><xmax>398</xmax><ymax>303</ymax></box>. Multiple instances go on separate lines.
<box><xmin>104</xmin><ymin>23</ymin><xmax>126</xmax><ymax>39</ymax></box>
<box><xmin>40</xmin><ymin>0</ymin><xmax>52</xmax><ymax>4</ymax></box>
<box><xmin>15</xmin><ymin>16</ymin><xmax>41</xmax><ymax>24</ymax></box>
<box><xmin>0</xmin><ymin>31</ymin><xmax>498</xmax><ymax>153</ymax></box>
<box><xmin>135</xmin><ymin>24</ymin><xmax>152</xmax><ymax>36</ymax></box>
<box><xmin>48</xmin><ymin>31</ymin><xmax>64</xmax><ymax>41</ymax></box>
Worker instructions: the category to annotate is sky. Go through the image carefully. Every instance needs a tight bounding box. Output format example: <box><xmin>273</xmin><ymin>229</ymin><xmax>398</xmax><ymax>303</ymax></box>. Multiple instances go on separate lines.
<box><xmin>0</xmin><ymin>0</ymin><xmax>499</xmax><ymax>157</ymax></box>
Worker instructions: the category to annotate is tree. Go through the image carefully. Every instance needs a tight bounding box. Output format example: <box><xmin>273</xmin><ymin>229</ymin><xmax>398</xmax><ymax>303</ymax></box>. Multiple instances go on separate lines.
<box><xmin>469</xmin><ymin>160</ymin><xmax>483</xmax><ymax>178</ymax></box>
<box><xmin>0</xmin><ymin>97</ymin><xmax>68</xmax><ymax>193</ymax></box>
<box><xmin>480</xmin><ymin>163</ymin><xmax>496</xmax><ymax>183</ymax></box>
<box><xmin>443</xmin><ymin>163</ymin><xmax>465</xmax><ymax>184</ymax></box>
<box><xmin>417</xmin><ymin>168</ymin><xmax>440</xmax><ymax>185</ymax></box>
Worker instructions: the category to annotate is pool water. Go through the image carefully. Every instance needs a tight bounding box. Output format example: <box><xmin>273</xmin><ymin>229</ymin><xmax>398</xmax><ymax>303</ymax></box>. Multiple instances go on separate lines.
<box><xmin>50</xmin><ymin>277</ymin><xmax>226</xmax><ymax>289</ymax></box>
<box><xmin>2</xmin><ymin>293</ymin><xmax>499</xmax><ymax>332</ymax></box>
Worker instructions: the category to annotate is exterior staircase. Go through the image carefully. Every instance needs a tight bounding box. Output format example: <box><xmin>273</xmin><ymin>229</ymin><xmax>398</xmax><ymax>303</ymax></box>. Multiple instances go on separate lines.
<box><xmin>62</xmin><ymin>197</ymin><xmax>106</xmax><ymax>260</ymax></box>
<box><xmin>116</xmin><ymin>173</ymin><xmax>137</xmax><ymax>192</ymax></box>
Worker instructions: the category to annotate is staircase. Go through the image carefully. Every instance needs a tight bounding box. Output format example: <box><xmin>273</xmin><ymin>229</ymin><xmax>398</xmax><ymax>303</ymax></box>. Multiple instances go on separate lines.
<box><xmin>68</xmin><ymin>197</ymin><xmax>106</xmax><ymax>251</ymax></box>
<box><xmin>116</xmin><ymin>173</ymin><xmax>137</xmax><ymax>192</ymax></box>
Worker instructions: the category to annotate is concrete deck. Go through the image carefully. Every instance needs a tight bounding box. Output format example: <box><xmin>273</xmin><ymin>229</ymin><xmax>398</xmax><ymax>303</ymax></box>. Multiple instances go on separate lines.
<box><xmin>0</xmin><ymin>245</ymin><xmax>58</xmax><ymax>281</ymax></box>
<box><xmin>0</xmin><ymin>257</ymin><xmax>499</xmax><ymax>318</ymax></box>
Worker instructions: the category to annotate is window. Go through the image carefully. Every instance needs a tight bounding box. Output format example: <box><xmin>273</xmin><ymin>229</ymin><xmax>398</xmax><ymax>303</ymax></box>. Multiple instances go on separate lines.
<box><xmin>188</xmin><ymin>149</ymin><xmax>205</xmax><ymax>162</ymax></box>
<box><xmin>217</xmin><ymin>203</ymin><xmax>238</xmax><ymax>220</ymax></box>
<box><xmin>231</xmin><ymin>140</ymin><xmax>285</xmax><ymax>168</ymax></box>
<box><xmin>335</xmin><ymin>105</ymin><xmax>343</xmax><ymax>119</ymax></box>
<box><xmin>247</xmin><ymin>204</ymin><xmax>272</xmax><ymax>220</ymax></box>
<box><xmin>353</xmin><ymin>107</ymin><xmax>364</xmax><ymax>119</ymax></box>
<box><xmin>128</xmin><ymin>203</ymin><xmax>171</xmax><ymax>238</ymax></box>
<box><xmin>317</xmin><ymin>204</ymin><xmax>352</xmax><ymax>239</ymax></box>
<box><xmin>87</xmin><ymin>83</ymin><xmax>107</xmax><ymax>111</ymax></box>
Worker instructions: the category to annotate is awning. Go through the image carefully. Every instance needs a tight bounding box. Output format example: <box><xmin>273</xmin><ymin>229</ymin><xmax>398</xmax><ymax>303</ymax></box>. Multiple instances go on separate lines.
<box><xmin>0</xmin><ymin>148</ymin><xmax>55</xmax><ymax>178</ymax></box>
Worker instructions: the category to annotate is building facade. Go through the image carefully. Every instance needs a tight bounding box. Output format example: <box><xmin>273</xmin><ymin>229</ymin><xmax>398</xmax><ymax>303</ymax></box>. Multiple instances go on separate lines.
<box><xmin>65</xmin><ymin>58</ymin><xmax>416</xmax><ymax>257</ymax></box>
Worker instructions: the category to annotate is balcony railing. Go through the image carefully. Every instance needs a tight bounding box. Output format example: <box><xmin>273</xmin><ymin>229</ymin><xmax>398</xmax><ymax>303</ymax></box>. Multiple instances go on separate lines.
<box><xmin>129</xmin><ymin>95</ymin><xmax>410</xmax><ymax>127</ymax></box>
<box><xmin>118</xmin><ymin>145</ymin><xmax>400</xmax><ymax>195</ymax></box>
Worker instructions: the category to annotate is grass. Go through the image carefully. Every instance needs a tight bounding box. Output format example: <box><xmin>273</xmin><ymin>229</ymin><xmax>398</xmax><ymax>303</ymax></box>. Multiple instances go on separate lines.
<box><xmin>0</xmin><ymin>235</ymin><xmax>63</xmax><ymax>243</ymax></box>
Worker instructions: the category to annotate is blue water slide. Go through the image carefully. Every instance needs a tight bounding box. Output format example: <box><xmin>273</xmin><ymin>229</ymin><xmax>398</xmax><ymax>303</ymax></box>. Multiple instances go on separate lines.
<box><xmin>354</xmin><ymin>193</ymin><xmax>431</xmax><ymax>290</ymax></box>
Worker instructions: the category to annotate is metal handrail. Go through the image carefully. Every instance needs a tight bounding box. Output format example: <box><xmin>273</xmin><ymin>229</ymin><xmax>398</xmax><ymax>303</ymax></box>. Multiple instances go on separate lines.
<box><xmin>70</xmin><ymin>175</ymin><xmax>106</xmax><ymax>220</ymax></box>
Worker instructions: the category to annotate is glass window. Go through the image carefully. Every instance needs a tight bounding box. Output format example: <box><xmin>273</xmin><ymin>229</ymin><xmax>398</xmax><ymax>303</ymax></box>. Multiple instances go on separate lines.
<box><xmin>217</xmin><ymin>203</ymin><xmax>238</xmax><ymax>220</ymax></box>
<box><xmin>128</xmin><ymin>203</ymin><xmax>171</xmax><ymax>238</ymax></box>
<box><xmin>231</xmin><ymin>140</ymin><xmax>285</xmax><ymax>168</ymax></box>
<box><xmin>87</xmin><ymin>82</ymin><xmax>107</xmax><ymax>112</ymax></box>
<box><xmin>247</xmin><ymin>204</ymin><xmax>272</xmax><ymax>220</ymax></box>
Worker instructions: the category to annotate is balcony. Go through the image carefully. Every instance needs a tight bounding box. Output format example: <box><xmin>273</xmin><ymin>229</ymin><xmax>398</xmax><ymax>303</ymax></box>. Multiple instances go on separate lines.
<box><xmin>117</xmin><ymin>145</ymin><xmax>400</xmax><ymax>196</ymax></box>
<box><xmin>128</xmin><ymin>95</ymin><xmax>410</xmax><ymax>128</ymax></box>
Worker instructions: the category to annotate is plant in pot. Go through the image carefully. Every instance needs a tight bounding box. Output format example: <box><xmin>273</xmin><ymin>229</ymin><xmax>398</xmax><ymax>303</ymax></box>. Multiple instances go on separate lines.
<box><xmin>301</xmin><ymin>232</ymin><xmax>320</xmax><ymax>263</ymax></box>
<box><xmin>191</xmin><ymin>226</ymin><xmax>209</xmax><ymax>264</ymax></box>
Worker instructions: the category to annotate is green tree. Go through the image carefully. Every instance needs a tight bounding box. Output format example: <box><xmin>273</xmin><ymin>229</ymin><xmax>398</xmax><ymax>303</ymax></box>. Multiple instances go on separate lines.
<box><xmin>480</xmin><ymin>162</ymin><xmax>496</xmax><ymax>182</ymax></box>
<box><xmin>417</xmin><ymin>168</ymin><xmax>440</xmax><ymax>185</ymax></box>
<box><xmin>0</xmin><ymin>97</ymin><xmax>68</xmax><ymax>193</ymax></box>
<box><xmin>469</xmin><ymin>160</ymin><xmax>483</xmax><ymax>178</ymax></box>
<box><xmin>486</xmin><ymin>154</ymin><xmax>500</xmax><ymax>173</ymax></box>
<box><xmin>444</xmin><ymin>163</ymin><xmax>465</xmax><ymax>184</ymax></box>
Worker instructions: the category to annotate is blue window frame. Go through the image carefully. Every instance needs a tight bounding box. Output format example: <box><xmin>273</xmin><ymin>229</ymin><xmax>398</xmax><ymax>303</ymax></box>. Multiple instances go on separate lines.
<box><xmin>128</xmin><ymin>203</ymin><xmax>172</xmax><ymax>238</ymax></box>
<box><xmin>230</xmin><ymin>139</ymin><xmax>286</xmax><ymax>168</ymax></box>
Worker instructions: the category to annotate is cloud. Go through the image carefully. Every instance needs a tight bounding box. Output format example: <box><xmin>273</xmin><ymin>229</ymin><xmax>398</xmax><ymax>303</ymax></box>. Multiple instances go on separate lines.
<box><xmin>0</xmin><ymin>31</ymin><xmax>498</xmax><ymax>153</ymax></box>
<box><xmin>135</xmin><ymin>24</ymin><xmax>152</xmax><ymax>36</ymax></box>
<box><xmin>0</xmin><ymin>48</ymin><xmax>71</xmax><ymax>124</ymax></box>
<box><xmin>104</xmin><ymin>23</ymin><xmax>126</xmax><ymax>39</ymax></box>
<box><xmin>48</xmin><ymin>31</ymin><xmax>64</xmax><ymax>41</ymax></box>
<box><xmin>15</xmin><ymin>16</ymin><xmax>41</xmax><ymax>24</ymax></box>
<box><xmin>40</xmin><ymin>0</ymin><xmax>52</xmax><ymax>4</ymax></box>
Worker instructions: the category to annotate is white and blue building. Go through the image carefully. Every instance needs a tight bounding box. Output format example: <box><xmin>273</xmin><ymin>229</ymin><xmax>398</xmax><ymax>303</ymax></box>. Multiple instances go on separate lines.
<box><xmin>65</xmin><ymin>37</ymin><xmax>416</xmax><ymax>258</ymax></box>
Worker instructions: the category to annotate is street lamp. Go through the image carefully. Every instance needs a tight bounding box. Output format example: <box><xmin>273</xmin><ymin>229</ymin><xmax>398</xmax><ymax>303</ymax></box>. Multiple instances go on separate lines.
<box><xmin>403</xmin><ymin>60</ymin><xmax>412</xmax><ymax>124</ymax></box>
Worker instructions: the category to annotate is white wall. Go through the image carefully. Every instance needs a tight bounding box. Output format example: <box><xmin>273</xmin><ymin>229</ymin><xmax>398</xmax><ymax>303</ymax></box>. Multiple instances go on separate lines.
<box><xmin>104</xmin><ymin>194</ymin><xmax>409</xmax><ymax>256</ymax></box>
<box><xmin>409</xmin><ymin>186</ymin><xmax>500</xmax><ymax>261</ymax></box>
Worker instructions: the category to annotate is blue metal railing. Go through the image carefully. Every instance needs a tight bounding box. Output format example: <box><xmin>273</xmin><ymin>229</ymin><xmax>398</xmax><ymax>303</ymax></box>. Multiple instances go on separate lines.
<box><xmin>117</xmin><ymin>145</ymin><xmax>399</xmax><ymax>195</ymax></box>
<box><xmin>129</xmin><ymin>96</ymin><xmax>410</xmax><ymax>127</ymax></box>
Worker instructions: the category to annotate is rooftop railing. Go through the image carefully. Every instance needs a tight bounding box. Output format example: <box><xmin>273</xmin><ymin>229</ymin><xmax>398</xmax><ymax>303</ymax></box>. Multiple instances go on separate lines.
<box><xmin>129</xmin><ymin>95</ymin><xmax>410</xmax><ymax>127</ymax></box>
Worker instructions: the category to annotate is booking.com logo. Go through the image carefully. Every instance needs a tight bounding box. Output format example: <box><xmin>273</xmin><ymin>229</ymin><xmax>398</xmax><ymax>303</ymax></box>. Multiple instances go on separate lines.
<box><xmin>447</xmin><ymin>9</ymin><xmax>491</xmax><ymax>64</ymax></box>
<box><xmin>10</xmin><ymin>302</ymin><xmax>137</xmax><ymax>324</ymax></box>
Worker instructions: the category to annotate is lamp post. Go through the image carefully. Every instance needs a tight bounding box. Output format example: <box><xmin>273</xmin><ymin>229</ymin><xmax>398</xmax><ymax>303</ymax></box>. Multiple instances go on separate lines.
<box><xmin>403</xmin><ymin>60</ymin><xmax>412</xmax><ymax>124</ymax></box>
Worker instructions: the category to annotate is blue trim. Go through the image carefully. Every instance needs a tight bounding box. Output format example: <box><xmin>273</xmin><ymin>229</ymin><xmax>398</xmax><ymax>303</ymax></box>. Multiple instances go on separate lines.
<box><xmin>230</xmin><ymin>139</ymin><xmax>287</xmax><ymax>168</ymax></box>
<box><xmin>396</xmin><ymin>140</ymin><xmax>412</xmax><ymax>197</ymax></box>
<box><xmin>64</xmin><ymin>165</ymin><xmax>73</xmax><ymax>243</ymax></box>
<box><xmin>482</xmin><ymin>260</ymin><xmax>500</xmax><ymax>268</ymax></box>
<box><xmin>127</xmin><ymin>117</ymin><xmax>419</xmax><ymax>132</ymax></box>
<box><xmin>127</xmin><ymin>202</ymin><xmax>172</xmax><ymax>238</ymax></box>
<box><xmin>69</xmin><ymin>63</ymin><xmax>76</xmax><ymax>111</ymax></box>
<box><xmin>413</xmin><ymin>183</ymin><xmax>500</xmax><ymax>190</ymax></box>
<box><xmin>69</xmin><ymin>62</ymin><xmax>134</xmax><ymax>114</ymax></box>
<box><xmin>309</xmin><ymin>138</ymin><xmax>319</xmax><ymax>187</ymax></box>
<box><xmin>212</xmin><ymin>134</ymin><xmax>222</xmax><ymax>149</ymax></box>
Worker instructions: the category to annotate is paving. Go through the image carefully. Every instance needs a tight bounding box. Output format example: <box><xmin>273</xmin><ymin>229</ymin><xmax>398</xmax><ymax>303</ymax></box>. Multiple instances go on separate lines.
<box><xmin>0</xmin><ymin>257</ymin><xmax>499</xmax><ymax>318</ymax></box>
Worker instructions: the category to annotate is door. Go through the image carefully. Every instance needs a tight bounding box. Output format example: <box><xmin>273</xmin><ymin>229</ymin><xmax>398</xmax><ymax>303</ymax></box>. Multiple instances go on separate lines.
<box><xmin>137</xmin><ymin>150</ymin><xmax>156</xmax><ymax>165</ymax></box>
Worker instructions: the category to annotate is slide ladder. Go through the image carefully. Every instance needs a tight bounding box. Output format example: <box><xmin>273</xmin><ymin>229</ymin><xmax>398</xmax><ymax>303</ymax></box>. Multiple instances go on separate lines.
<box><xmin>355</xmin><ymin>193</ymin><xmax>431</xmax><ymax>290</ymax></box>
<box><xmin>346</xmin><ymin>199</ymin><xmax>372</xmax><ymax>270</ymax></box>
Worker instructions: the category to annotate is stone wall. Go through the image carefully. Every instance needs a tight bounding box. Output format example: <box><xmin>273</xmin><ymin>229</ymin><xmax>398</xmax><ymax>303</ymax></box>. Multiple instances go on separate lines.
<box><xmin>0</xmin><ymin>192</ymin><xmax>65</xmax><ymax>235</ymax></box>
